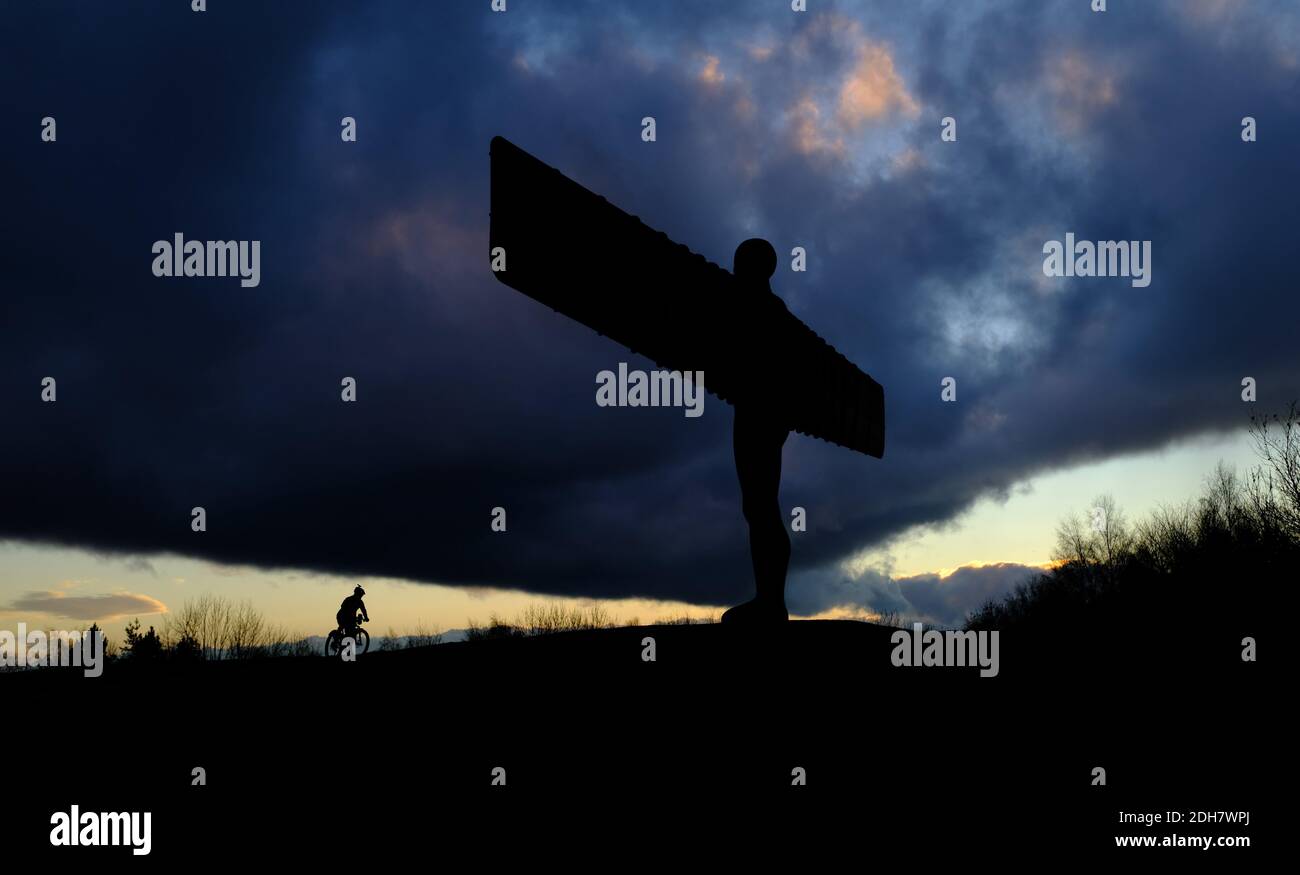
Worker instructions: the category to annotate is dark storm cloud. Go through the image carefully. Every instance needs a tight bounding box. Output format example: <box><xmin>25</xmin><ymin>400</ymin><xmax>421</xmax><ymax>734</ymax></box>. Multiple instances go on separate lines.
<box><xmin>896</xmin><ymin>563</ymin><xmax>1042</xmax><ymax>628</ymax></box>
<box><xmin>2</xmin><ymin>1</ymin><xmax>1298</xmax><ymax>615</ymax></box>
<box><xmin>787</xmin><ymin>561</ymin><xmax>1041</xmax><ymax>627</ymax></box>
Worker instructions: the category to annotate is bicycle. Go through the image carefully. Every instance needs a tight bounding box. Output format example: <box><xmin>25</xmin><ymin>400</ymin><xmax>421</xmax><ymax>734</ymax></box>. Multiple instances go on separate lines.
<box><xmin>325</xmin><ymin>615</ymin><xmax>370</xmax><ymax>657</ymax></box>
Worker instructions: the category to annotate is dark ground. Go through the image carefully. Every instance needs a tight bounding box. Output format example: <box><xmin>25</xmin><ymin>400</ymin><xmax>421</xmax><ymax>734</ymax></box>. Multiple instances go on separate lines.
<box><xmin>5</xmin><ymin>620</ymin><xmax>1274</xmax><ymax>862</ymax></box>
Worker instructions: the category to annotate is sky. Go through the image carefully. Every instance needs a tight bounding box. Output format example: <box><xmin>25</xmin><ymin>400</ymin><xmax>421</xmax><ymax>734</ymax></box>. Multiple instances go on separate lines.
<box><xmin>2</xmin><ymin>0</ymin><xmax>1298</xmax><ymax>642</ymax></box>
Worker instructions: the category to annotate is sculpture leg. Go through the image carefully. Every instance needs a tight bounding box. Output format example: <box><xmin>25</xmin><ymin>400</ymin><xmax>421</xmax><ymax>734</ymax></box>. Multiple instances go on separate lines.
<box><xmin>723</xmin><ymin>404</ymin><xmax>790</xmax><ymax>624</ymax></box>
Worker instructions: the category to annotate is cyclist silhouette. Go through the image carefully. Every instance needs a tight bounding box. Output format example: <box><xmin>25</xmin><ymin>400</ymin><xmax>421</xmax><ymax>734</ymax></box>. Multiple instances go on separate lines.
<box><xmin>336</xmin><ymin>585</ymin><xmax>370</xmax><ymax>639</ymax></box>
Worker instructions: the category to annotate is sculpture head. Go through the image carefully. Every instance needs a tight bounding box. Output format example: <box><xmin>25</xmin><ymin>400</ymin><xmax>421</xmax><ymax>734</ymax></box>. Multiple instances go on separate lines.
<box><xmin>733</xmin><ymin>238</ymin><xmax>777</xmax><ymax>286</ymax></box>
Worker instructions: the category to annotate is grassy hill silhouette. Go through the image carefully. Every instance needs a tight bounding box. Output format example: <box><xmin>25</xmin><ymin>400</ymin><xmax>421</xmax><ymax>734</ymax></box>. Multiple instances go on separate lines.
<box><xmin>9</xmin><ymin>409</ymin><xmax>1292</xmax><ymax>859</ymax></box>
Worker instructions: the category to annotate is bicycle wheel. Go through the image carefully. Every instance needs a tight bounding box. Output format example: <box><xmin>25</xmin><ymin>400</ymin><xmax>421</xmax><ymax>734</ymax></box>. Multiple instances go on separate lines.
<box><xmin>354</xmin><ymin>628</ymin><xmax>370</xmax><ymax>655</ymax></box>
<box><xmin>325</xmin><ymin>631</ymin><xmax>341</xmax><ymax>657</ymax></box>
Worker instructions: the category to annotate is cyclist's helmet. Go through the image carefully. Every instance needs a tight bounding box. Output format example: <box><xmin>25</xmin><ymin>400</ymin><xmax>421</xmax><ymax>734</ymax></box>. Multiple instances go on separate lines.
<box><xmin>354</xmin><ymin>585</ymin><xmax>366</xmax><ymax>597</ymax></box>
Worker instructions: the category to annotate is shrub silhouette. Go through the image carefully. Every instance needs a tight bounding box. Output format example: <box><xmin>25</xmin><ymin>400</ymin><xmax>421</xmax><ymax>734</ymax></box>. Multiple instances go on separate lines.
<box><xmin>161</xmin><ymin>594</ymin><xmax>294</xmax><ymax>660</ymax></box>
<box><xmin>405</xmin><ymin>621</ymin><xmax>442</xmax><ymax>649</ymax></box>
<box><xmin>465</xmin><ymin>613</ymin><xmax>524</xmax><ymax>641</ymax></box>
<box><xmin>966</xmin><ymin>406</ymin><xmax>1297</xmax><ymax>665</ymax></box>
<box><xmin>82</xmin><ymin>622</ymin><xmax>117</xmax><ymax>661</ymax></box>
<box><xmin>122</xmin><ymin>619</ymin><xmax>164</xmax><ymax>661</ymax></box>
<box><xmin>465</xmin><ymin>603</ymin><xmax>620</xmax><ymax>641</ymax></box>
<box><xmin>171</xmin><ymin>632</ymin><xmax>203</xmax><ymax>663</ymax></box>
